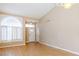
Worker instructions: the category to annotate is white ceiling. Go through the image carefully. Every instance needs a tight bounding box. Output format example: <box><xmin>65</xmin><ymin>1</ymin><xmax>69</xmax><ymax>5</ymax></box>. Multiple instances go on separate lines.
<box><xmin>0</xmin><ymin>3</ymin><xmax>56</xmax><ymax>19</ymax></box>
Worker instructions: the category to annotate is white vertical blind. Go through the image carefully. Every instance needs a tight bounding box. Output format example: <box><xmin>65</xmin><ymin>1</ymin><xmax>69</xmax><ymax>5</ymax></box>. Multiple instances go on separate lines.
<box><xmin>0</xmin><ymin>16</ymin><xmax>23</xmax><ymax>42</ymax></box>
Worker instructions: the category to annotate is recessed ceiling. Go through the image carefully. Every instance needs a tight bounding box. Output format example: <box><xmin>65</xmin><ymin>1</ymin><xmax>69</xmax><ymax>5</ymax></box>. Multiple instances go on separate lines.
<box><xmin>0</xmin><ymin>3</ymin><xmax>56</xmax><ymax>19</ymax></box>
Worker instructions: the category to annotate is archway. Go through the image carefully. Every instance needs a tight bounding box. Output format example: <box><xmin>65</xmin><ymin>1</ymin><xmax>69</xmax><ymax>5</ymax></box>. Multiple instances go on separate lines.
<box><xmin>0</xmin><ymin>16</ymin><xmax>23</xmax><ymax>42</ymax></box>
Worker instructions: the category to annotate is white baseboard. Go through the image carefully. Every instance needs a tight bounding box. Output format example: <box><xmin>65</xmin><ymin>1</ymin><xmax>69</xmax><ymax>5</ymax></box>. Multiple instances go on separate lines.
<box><xmin>38</xmin><ymin>41</ymin><xmax>79</xmax><ymax>56</ymax></box>
<box><xmin>0</xmin><ymin>42</ymin><xmax>25</xmax><ymax>48</ymax></box>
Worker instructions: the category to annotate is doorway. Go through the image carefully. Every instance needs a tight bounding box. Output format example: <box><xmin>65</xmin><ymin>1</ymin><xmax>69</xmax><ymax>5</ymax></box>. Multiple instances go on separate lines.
<box><xmin>25</xmin><ymin>22</ymin><xmax>37</xmax><ymax>42</ymax></box>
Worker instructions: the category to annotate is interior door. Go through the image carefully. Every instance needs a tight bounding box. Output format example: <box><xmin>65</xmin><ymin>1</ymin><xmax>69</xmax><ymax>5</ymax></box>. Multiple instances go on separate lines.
<box><xmin>28</xmin><ymin>27</ymin><xmax>35</xmax><ymax>42</ymax></box>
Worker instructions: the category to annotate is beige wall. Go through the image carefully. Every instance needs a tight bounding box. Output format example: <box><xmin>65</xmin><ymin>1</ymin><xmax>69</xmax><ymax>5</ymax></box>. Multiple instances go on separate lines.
<box><xmin>39</xmin><ymin>4</ymin><xmax>79</xmax><ymax>53</ymax></box>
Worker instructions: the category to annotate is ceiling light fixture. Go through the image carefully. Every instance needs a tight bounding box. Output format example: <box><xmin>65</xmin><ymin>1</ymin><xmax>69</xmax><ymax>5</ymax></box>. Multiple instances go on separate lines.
<box><xmin>63</xmin><ymin>3</ymin><xmax>72</xmax><ymax>9</ymax></box>
<box><xmin>56</xmin><ymin>3</ymin><xmax>73</xmax><ymax>9</ymax></box>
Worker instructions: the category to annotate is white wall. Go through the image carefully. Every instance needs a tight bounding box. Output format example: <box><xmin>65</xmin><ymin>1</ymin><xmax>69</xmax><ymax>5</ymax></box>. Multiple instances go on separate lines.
<box><xmin>39</xmin><ymin>4</ymin><xmax>79</xmax><ymax>53</ymax></box>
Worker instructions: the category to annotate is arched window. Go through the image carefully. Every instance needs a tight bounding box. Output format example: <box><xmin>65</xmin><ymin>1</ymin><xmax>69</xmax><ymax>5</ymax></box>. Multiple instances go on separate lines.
<box><xmin>0</xmin><ymin>16</ymin><xmax>23</xmax><ymax>42</ymax></box>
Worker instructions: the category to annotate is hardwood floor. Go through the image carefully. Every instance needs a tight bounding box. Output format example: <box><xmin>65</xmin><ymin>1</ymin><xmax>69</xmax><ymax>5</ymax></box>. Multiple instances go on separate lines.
<box><xmin>0</xmin><ymin>42</ymin><xmax>76</xmax><ymax>56</ymax></box>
